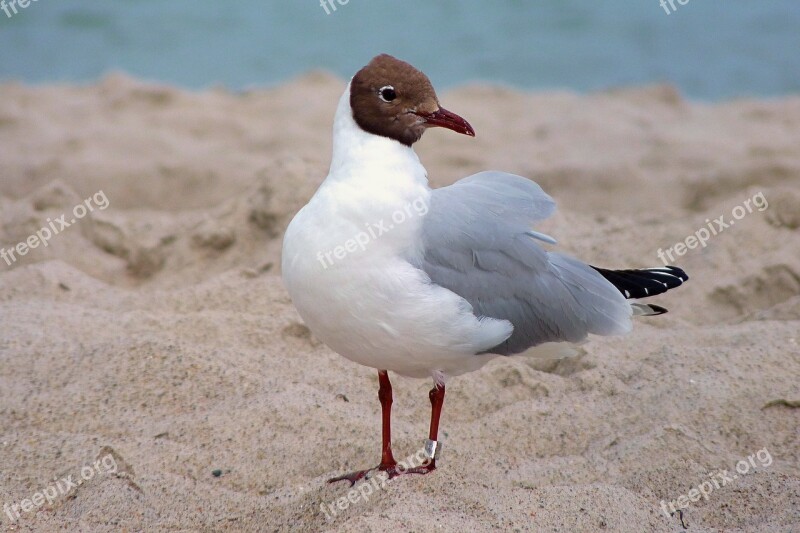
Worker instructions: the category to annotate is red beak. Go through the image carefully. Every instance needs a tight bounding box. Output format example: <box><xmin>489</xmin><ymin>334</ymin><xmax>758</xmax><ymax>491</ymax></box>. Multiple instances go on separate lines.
<box><xmin>420</xmin><ymin>107</ymin><xmax>475</xmax><ymax>137</ymax></box>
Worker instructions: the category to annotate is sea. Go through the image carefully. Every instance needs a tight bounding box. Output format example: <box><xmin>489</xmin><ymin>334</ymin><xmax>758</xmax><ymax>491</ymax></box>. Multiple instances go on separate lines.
<box><xmin>0</xmin><ymin>0</ymin><xmax>799</xmax><ymax>100</ymax></box>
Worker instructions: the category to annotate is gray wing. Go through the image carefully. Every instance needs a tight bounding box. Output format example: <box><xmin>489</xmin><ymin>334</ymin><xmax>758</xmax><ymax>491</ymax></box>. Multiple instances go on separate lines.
<box><xmin>414</xmin><ymin>171</ymin><xmax>632</xmax><ymax>356</ymax></box>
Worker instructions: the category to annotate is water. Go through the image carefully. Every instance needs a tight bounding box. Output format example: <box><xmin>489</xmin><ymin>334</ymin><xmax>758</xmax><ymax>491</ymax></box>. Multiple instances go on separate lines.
<box><xmin>1</xmin><ymin>0</ymin><xmax>798</xmax><ymax>100</ymax></box>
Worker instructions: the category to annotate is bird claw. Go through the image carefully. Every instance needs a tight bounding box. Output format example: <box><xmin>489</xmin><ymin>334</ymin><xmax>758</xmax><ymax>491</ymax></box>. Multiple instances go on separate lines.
<box><xmin>327</xmin><ymin>460</ymin><xmax>437</xmax><ymax>486</ymax></box>
<box><xmin>327</xmin><ymin>468</ymin><xmax>373</xmax><ymax>486</ymax></box>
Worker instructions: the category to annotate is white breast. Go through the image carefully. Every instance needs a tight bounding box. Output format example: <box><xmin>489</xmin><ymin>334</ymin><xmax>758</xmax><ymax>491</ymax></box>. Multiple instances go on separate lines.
<box><xmin>281</xmin><ymin>86</ymin><xmax>511</xmax><ymax>379</ymax></box>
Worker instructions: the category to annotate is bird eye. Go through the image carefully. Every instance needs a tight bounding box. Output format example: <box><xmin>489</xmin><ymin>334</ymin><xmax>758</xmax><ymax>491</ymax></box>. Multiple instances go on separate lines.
<box><xmin>378</xmin><ymin>86</ymin><xmax>397</xmax><ymax>102</ymax></box>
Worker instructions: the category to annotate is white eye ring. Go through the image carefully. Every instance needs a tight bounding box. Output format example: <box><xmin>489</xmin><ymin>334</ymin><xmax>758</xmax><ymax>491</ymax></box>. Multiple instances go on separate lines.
<box><xmin>378</xmin><ymin>85</ymin><xmax>397</xmax><ymax>102</ymax></box>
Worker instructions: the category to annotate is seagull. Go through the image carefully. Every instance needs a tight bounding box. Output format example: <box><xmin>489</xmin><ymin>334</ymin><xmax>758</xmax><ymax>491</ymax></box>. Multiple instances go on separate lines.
<box><xmin>281</xmin><ymin>54</ymin><xmax>688</xmax><ymax>485</ymax></box>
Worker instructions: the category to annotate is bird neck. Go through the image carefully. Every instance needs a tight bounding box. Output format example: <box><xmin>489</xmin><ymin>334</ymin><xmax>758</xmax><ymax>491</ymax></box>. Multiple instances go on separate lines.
<box><xmin>327</xmin><ymin>84</ymin><xmax>428</xmax><ymax>192</ymax></box>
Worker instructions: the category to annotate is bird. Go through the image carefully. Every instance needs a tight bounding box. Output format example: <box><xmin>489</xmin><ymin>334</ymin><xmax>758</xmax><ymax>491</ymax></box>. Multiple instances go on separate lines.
<box><xmin>281</xmin><ymin>53</ymin><xmax>688</xmax><ymax>485</ymax></box>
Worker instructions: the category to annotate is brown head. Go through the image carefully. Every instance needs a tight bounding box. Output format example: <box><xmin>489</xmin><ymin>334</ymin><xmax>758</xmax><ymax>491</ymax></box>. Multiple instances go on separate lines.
<box><xmin>349</xmin><ymin>54</ymin><xmax>475</xmax><ymax>146</ymax></box>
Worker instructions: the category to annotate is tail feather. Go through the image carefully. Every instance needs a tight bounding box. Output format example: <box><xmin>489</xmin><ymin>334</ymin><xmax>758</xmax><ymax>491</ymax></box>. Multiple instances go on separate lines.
<box><xmin>591</xmin><ymin>265</ymin><xmax>688</xmax><ymax>300</ymax></box>
<box><xmin>632</xmin><ymin>303</ymin><xmax>669</xmax><ymax>316</ymax></box>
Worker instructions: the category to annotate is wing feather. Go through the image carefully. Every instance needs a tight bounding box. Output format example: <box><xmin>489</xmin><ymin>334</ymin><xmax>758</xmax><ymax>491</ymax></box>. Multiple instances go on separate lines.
<box><xmin>414</xmin><ymin>171</ymin><xmax>632</xmax><ymax>356</ymax></box>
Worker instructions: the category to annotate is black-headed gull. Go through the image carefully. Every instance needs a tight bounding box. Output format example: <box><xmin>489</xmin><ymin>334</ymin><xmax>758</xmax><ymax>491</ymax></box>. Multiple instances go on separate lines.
<box><xmin>281</xmin><ymin>54</ymin><xmax>688</xmax><ymax>485</ymax></box>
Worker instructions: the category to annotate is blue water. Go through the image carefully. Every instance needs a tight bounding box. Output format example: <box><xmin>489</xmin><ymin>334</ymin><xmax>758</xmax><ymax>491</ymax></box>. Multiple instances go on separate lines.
<box><xmin>1</xmin><ymin>1</ymin><xmax>799</xmax><ymax>99</ymax></box>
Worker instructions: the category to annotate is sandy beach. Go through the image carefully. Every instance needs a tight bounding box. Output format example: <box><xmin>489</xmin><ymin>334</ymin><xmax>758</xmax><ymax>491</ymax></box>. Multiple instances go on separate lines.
<box><xmin>0</xmin><ymin>73</ymin><xmax>798</xmax><ymax>532</ymax></box>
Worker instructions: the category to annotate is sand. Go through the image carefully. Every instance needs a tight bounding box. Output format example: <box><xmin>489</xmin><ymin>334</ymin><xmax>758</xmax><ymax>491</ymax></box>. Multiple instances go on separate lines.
<box><xmin>0</xmin><ymin>72</ymin><xmax>798</xmax><ymax>532</ymax></box>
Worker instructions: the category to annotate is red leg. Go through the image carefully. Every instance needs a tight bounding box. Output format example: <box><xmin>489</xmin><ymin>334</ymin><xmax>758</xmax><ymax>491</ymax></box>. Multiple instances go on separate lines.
<box><xmin>328</xmin><ymin>375</ymin><xmax>445</xmax><ymax>485</ymax></box>
<box><xmin>401</xmin><ymin>382</ymin><xmax>444</xmax><ymax>475</ymax></box>
<box><xmin>377</xmin><ymin>370</ymin><xmax>397</xmax><ymax>468</ymax></box>
<box><xmin>428</xmin><ymin>383</ymin><xmax>446</xmax><ymax>442</ymax></box>
<box><xmin>328</xmin><ymin>370</ymin><xmax>397</xmax><ymax>485</ymax></box>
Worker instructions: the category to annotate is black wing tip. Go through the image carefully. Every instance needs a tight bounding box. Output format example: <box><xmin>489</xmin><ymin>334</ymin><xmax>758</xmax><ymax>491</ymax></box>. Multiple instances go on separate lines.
<box><xmin>647</xmin><ymin>265</ymin><xmax>689</xmax><ymax>282</ymax></box>
<box><xmin>647</xmin><ymin>304</ymin><xmax>669</xmax><ymax>315</ymax></box>
<box><xmin>592</xmin><ymin>265</ymin><xmax>689</xmax><ymax>300</ymax></box>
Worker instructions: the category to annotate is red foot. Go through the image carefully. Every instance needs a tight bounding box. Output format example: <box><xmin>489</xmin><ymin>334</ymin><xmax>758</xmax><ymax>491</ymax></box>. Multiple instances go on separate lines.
<box><xmin>327</xmin><ymin>460</ymin><xmax>437</xmax><ymax>486</ymax></box>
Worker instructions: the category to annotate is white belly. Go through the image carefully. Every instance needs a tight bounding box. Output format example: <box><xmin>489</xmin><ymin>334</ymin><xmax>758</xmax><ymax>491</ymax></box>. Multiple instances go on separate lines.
<box><xmin>281</xmin><ymin>186</ymin><xmax>511</xmax><ymax>380</ymax></box>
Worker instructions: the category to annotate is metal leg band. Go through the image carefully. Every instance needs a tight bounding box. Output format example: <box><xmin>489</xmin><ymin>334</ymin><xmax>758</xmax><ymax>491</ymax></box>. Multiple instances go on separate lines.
<box><xmin>424</xmin><ymin>439</ymin><xmax>442</xmax><ymax>460</ymax></box>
